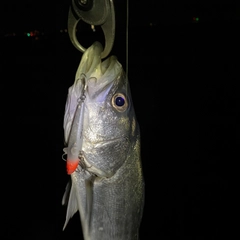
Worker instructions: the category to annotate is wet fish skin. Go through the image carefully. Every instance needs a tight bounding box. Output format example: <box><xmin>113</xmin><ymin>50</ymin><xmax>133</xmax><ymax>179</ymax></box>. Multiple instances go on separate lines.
<box><xmin>62</xmin><ymin>41</ymin><xmax>144</xmax><ymax>240</ymax></box>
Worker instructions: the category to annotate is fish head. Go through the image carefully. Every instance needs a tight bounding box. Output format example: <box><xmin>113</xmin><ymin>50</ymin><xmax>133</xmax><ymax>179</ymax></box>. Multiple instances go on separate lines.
<box><xmin>64</xmin><ymin>42</ymin><xmax>139</xmax><ymax>177</ymax></box>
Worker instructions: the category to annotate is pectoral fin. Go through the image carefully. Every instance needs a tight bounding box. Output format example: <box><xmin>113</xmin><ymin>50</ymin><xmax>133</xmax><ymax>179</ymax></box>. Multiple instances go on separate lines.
<box><xmin>62</xmin><ymin>174</ymin><xmax>95</xmax><ymax>237</ymax></box>
<box><xmin>62</xmin><ymin>180</ymin><xmax>78</xmax><ymax>230</ymax></box>
<box><xmin>85</xmin><ymin>179</ymin><xmax>93</xmax><ymax>227</ymax></box>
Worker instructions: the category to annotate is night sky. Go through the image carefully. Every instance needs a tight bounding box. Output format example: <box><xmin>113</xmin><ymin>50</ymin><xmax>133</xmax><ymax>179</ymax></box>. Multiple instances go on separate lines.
<box><xmin>2</xmin><ymin>1</ymin><xmax>239</xmax><ymax>32</ymax></box>
<box><xmin>1</xmin><ymin>1</ymin><xmax>238</xmax><ymax>240</ymax></box>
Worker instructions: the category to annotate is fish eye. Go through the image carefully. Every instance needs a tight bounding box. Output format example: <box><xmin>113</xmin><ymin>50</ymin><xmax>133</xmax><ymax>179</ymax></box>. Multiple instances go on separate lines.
<box><xmin>112</xmin><ymin>93</ymin><xmax>128</xmax><ymax>112</ymax></box>
<box><xmin>115</xmin><ymin>96</ymin><xmax>125</xmax><ymax>106</ymax></box>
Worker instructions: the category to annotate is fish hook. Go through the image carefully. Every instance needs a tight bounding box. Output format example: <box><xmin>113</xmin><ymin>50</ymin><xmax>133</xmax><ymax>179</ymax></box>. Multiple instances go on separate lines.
<box><xmin>68</xmin><ymin>0</ymin><xmax>115</xmax><ymax>59</ymax></box>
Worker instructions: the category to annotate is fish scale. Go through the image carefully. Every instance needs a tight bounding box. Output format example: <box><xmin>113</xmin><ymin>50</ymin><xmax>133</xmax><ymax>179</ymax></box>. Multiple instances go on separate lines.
<box><xmin>62</xmin><ymin>41</ymin><xmax>144</xmax><ymax>239</ymax></box>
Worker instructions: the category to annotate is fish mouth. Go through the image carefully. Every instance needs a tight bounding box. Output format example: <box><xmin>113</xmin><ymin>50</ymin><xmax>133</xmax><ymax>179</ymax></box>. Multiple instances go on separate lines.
<box><xmin>63</xmin><ymin>41</ymin><xmax>123</xmax><ymax>143</ymax></box>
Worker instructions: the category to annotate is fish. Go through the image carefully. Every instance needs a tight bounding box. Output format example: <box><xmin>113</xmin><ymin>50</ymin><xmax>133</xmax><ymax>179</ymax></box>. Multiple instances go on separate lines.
<box><xmin>62</xmin><ymin>41</ymin><xmax>144</xmax><ymax>240</ymax></box>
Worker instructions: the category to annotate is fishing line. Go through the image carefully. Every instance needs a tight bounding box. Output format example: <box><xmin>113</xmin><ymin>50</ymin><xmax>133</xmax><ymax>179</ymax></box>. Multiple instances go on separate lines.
<box><xmin>126</xmin><ymin>0</ymin><xmax>129</xmax><ymax>78</ymax></box>
<box><xmin>125</xmin><ymin>0</ymin><xmax>129</xmax><ymax>101</ymax></box>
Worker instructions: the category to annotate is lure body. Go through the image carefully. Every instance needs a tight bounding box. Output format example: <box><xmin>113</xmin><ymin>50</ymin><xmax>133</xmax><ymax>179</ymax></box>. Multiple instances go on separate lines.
<box><xmin>62</xmin><ymin>42</ymin><xmax>144</xmax><ymax>240</ymax></box>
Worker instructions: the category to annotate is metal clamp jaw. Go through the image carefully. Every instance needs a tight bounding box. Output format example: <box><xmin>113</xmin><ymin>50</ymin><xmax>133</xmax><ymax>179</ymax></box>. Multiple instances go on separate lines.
<box><xmin>68</xmin><ymin>0</ymin><xmax>115</xmax><ymax>59</ymax></box>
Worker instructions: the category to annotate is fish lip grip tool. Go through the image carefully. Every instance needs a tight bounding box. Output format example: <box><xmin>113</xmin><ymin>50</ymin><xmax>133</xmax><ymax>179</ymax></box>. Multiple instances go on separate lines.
<box><xmin>68</xmin><ymin>0</ymin><xmax>115</xmax><ymax>59</ymax></box>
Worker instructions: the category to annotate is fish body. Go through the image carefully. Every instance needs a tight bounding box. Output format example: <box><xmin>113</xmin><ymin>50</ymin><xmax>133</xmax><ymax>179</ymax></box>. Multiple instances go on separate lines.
<box><xmin>62</xmin><ymin>41</ymin><xmax>144</xmax><ymax>240</ymax></box>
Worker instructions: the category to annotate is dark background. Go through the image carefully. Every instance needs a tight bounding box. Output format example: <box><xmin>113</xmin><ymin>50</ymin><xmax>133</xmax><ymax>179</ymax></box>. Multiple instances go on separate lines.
<box><xmin>1</xmin><ymin>1</ymin><xmax>238</xmax><ymax>239</ymax></box>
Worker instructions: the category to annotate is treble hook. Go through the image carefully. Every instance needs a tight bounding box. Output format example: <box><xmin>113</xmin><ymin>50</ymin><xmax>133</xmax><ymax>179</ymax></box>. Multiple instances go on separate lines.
<box><xmin>68</xmin><ymin>0</ymin><xmax>115</xmax><ymax>59</ymax></box>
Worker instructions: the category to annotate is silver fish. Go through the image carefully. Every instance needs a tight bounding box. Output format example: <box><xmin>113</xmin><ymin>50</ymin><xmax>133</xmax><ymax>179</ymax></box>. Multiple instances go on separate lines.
<box><xmin>62</xmin><ymin>41</ymin><xmax>144</xmax><ymax>240</ymax></box>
